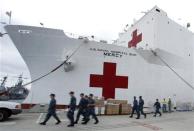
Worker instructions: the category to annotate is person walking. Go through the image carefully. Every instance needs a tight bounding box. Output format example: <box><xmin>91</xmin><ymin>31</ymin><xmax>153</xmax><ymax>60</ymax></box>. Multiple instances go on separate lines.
<box><xmin>130</xmin><ymin>96</ymin><xmax>140</xmax><ymax>119</ymax></box>
<box><xmin>139</xmin><ymin>96</ymin><xmax>147</xmax><ymax>118</ymax></box>
<box><xmin>74</xmin><ymin>93</ymin><xmax>88</xmax><ymax>124</ymax></box>
<box><xmin>162</xmin><ymin>98</ymin><xmax>167</xmax><ymax>113</ymax></box>
<box><xmin>67</xmin><ymin>91</ymin><xmax>76</xmax><ymax>127</ymax></box>
<box><xmin>153</xmin><ymin>99</ymin><xmax>162</xmax><ymax>117</ymax></box>
<box><xmin>40</xmin><ymin>94</ymin><xmax>61</xmax><ymax>125</ymax></box>
<box><xmin>81</xmin><ymin>95</ymin><xmax>90</xmax><ymax>124</ymax></box>
<box><xmin>83</xmin><ymin>94</ymin><xmax>99</xmax><ymax>124</ymax></box>
<box><xmin>168</xmin><ymin>98</ymin><xmax>172</xmax><ymax>113</ymax></box>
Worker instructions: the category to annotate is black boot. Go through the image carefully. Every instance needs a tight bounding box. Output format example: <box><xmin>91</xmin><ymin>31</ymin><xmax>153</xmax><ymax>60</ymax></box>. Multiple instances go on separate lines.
<box><xmin>144</xmin><ymin>114</ymin><xmax>147</xmax><ymax>118</ymax></box>
<box><xmin>39</xmin><ymin>122</ymin><xmax>46</xmax><ymax>125</ymax></box>
<box><xmin>82</xmin><ymin>121</ymin><xmax>88</xmax><ymax>125</ymax></box>
<box><xmin>94</xmin><ymin>120</ymin><xmax>99</xmax><ymax>124</ymax></box>
<box><xmin>55</xmin><ymin>121</ymin><xmax>61</xmax><ymax>125</ymax></box>
<box><xmin>82</xmin><ymin>119</ymin><xmax>89</xmax><ymax>125</ymax></box>
<box><xmin>67</xmin><ymin>124</ymin><xmax>74</xmax><ymax>127</ymax></box>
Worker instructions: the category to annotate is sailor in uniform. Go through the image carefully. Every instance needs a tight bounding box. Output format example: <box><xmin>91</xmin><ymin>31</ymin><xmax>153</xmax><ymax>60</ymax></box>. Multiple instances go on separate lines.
<box><xmin>130</xmin><ymin>96</ymin><xmax>140</xmax><ymax>119</ymax></box>
<box><xmin>67</xmin><ymin>91</ymin><xmax>76</xmax><ymax>127</ymax></box>
<box><xmin>40</xmin><ymin>94</ymin><xmax>61</xmax><ymax>125</ymax></box>
<box><xmin>82</xmin><ymin>94</ymin><xmax>99</xmax><ymax>124</ymax></box>
<box><xmin>153</xmin><ymin>99</ymin><xmax>162</xmax><ymax>117</ymax></box>
<box><xmin>74</xmin><ymin>93</ymin><xmax>88</xmax><ymax>124</ymax></box>
<box><xmin>139</xmin><ymin>96</ymin><xmax>147</xmax><ymax>118</ymax></box>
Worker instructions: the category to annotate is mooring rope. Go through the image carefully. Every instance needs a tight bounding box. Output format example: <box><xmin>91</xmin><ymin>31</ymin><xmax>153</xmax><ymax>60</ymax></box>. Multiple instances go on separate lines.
<box><xmin>22</xmin><ymin>41</ymin><xmax>85</xmax><ymax>87</ymax></box>
<box><xmin>151</xmin><ymin>50</ymin><xmax>194</xmax><ymax>90</ymax></box>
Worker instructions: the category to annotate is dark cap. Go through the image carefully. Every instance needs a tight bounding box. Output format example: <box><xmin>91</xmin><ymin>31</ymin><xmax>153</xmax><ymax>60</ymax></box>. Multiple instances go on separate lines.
<box><xmin>50</xmin><ymin>93</ymin><xmax>55</xmax><ymax>97</ymax></box>
<box><xmin>69</xmin><ymin>91</ymin><xmax>74</xmax><ymax>95</ymax></box>
<box><xmin>89</xmin><ymin>94</ymin><xmax>93</xmax><ymax>97</ymax></box>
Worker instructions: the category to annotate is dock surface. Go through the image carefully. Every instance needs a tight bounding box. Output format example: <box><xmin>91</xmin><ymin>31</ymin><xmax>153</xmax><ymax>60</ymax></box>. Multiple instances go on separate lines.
<box><xmin>0</xmin><ymin>111</ymin><xmax>194</xmax><ymax>131</ymax></box>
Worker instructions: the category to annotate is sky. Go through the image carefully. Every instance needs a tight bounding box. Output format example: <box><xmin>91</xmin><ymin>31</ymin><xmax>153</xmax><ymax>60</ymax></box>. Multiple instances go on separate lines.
<box><xmin>0</xmin><ymin>0</ymin><xmax>194</xmax><ymax>87</ymax></box>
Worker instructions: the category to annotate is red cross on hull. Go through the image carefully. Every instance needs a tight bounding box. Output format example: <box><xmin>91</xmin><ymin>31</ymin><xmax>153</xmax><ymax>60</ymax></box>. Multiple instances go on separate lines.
<box><xmin>128</xmin><ymin>29</ymin><xmax>142</xmax><ymax>48</ymax></box>
<box><xmin>89</xmin><ymin>62</ymin><xmax>128</xmax><ymax>99</ymax></box>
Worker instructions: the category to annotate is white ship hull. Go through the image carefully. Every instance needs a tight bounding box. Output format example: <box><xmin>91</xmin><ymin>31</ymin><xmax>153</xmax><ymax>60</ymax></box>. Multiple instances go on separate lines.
<box><xmin>5</xmin><ymin>6</ymin><xmax>194</xmax><ymax>107</ymax></box>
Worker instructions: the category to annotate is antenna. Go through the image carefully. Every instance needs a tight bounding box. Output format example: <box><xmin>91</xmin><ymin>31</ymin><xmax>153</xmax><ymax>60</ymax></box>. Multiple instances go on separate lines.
<box><xmin>40</xmin><ymin>22</ymin><xmax>44</xmax><ymax>27</ymax></box>
<box><xmin>187</xmin><ymin>23</ymin><xmax>191</xmax><ymax>28</ymax></box>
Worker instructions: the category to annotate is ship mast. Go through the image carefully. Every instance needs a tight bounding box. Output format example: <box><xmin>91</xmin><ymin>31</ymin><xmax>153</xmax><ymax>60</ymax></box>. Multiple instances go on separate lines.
<box><xmin>0</xmin><ymin>76</ymin><xmax>7</xmax><ymax>88</ymax></box>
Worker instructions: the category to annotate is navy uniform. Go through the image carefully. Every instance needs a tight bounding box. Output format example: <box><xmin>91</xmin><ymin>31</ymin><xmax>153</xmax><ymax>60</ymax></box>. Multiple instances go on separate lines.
<box><xmin>81</xmin><ymin>95</ymin><xmax>90</xmax><ymax>124</ymax></box>
<box><xmin>139</xmin><ymin>96</ymin><xmax>146</xmax><ymax>118</ymax></box>
<box><xmin>83</xmin><ymin>94</ymin><xmax>99</xmax><ymax>124</ymax></box>
<box><xmin>67</xmin><ymin>92</ymin><xmax>76</xmax><ymax>127</ymax></box>
<box><xmin>154</xmin><ymin>99</ymin><xmax>162</xmax><ymax>117</ymax></box>
<box><xmin>74</xmin><ymin>94</ymin><xmax>88</xmax><ymax>124</ymax></box>
<box><xmin>40</xmin><ymin>94</ymin><xmax>61</xmax><ymax>125</ymax></box>
<box><xmin>130</xmin><ymin>96</ymin><xmax>140</xmax><ymax>119</ymax></box>
<box><xmin>82</xmin><ymin>96</ymin><xmax>89</xmax><ymax>122</ymax></box>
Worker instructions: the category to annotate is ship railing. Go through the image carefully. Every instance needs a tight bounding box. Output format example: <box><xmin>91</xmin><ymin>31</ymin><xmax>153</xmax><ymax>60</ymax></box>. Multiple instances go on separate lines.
<box><xmin>64</xmin><ymin>32</ymin><xmax>110</xmax><ymax>44</ymax></box>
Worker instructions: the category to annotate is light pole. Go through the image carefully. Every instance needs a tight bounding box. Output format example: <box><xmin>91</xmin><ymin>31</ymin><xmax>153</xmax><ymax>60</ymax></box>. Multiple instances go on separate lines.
<box><xmin>6</xmin><ymin>11</ymin><xmax>12</xmax><ymax>24</ymax></box>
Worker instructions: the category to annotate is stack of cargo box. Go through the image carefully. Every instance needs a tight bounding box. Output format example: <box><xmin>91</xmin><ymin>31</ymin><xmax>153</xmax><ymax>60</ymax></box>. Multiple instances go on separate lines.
<box><xmin>94</xmin><ymin>98</ymin><xmax>105</xmax><ymax>115</ymax></box>
<box><xmin>107</xmin><ymin>99</ymin><xmax>128</xmax><ymax>105</ymax></box>
<box><xmin>119</xmin><ymin>104</ymin><xmax>132</xmax><ymax>115</ymax></box>
<box><xmin>105</xmin><ymin>99</ymin><xmax>132</xmax><ymax>115</ymax></box>
<box><xmin>94</xmin><ymin>98</ymin><xmax>132</xmax><ymax>115</ymax></box>
<box><xmin>95</xmin><ymin>99</ymin><xmax>105</xmax><ymax>107</ymax></box>
<box><xmin>105</xmin><ymin>104</ymin><xmax>120</xmax><ymax>115</ymax></box>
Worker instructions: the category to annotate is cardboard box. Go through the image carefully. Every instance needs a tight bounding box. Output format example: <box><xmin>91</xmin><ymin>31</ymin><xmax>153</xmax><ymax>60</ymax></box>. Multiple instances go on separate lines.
<box><xmin>105</xmin><ymin>104</ymin><xmax>120</xmax><ymax>115</ymax></box>
<box><xmin>95</xmin><ymin>99</ymin><xmax>105</xmax><ymax>107</ymax></box>
<box><xmin>107</xmin><ymin>99</ymin><xmax>128</xmax><ymax>105</ymax></box>
<box><xmin>119</xmin><ymin>104</ymin><xmax>132</xmax><ymax>115</ymax></box>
